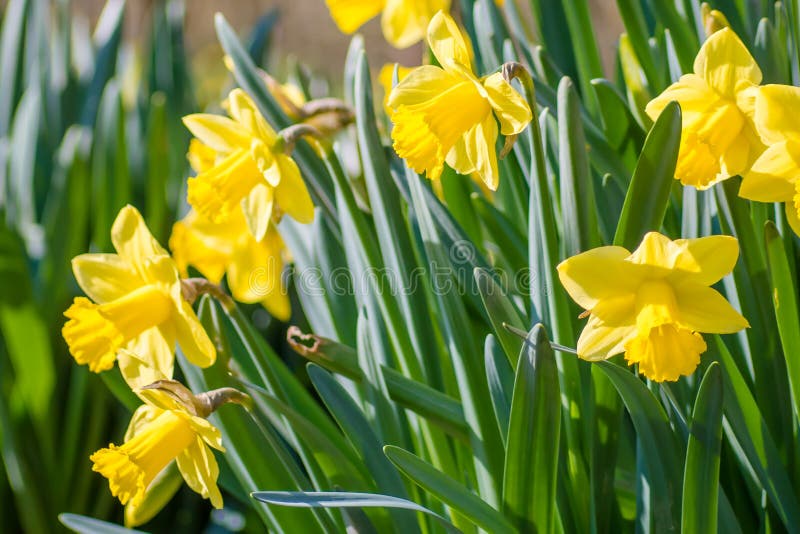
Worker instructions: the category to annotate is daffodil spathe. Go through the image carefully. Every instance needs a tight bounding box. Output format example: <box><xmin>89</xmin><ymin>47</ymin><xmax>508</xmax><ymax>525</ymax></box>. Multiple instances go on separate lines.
<box><xmin>557</xmin><ymin>232</ymin><xmax>748</xmax><ymax>382</ymax></box>
<box><xmin>387</xmin><ymin>11</ymin><xmax>532</xmax><ymax>190</ymax></box>
<box><xmin>91</xmin><ymin>385</ymin><xmax>224</xmax><ymax>520</ymax></box>
<box><xmin>170</xmin><ymin>208</ymin><xmax>291</xmax><ymax>321</ymax></box>
<box><xmin>62</xmin><ymin>205</ymin><xmax>215</xmax><ymax>379</ymax></box>
<box><xmin>645</xmin><ymin>27</ymin><xmax>763</xmax><ymax>189</ymax></box>
<box><xmin>183</xmin><ymin>89</ymin><xmax>314</xmax><ymax>242</ymax></box>
<box><xmin>325</xmin><ymin>0</ymin><xmax>449</xmax><ymax>48</ymax></box>
<box><xmin>739</xmin><ymin>84</ymin><xmax>800</xmax><ymax>235</ymax></box>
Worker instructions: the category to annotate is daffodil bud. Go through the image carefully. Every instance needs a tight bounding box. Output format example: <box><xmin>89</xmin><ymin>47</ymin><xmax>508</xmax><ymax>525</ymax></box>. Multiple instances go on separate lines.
<box><xmin>140</xmin><ymin>379</ymin><xmax>252</xmax><ymax>418</ymax></box>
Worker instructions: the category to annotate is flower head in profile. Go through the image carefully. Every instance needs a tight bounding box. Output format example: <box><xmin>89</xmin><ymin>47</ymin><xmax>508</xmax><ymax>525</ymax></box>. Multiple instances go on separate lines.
<box><xmin>170</xmin><ymin>208</ymin><xmax>291</xmax><ymax>321</ymax></box>
<box><xmin>62</xmin><ymin>206</ymin><xmax>215</xmax><ymax>381</ymax></box>
<box><xmin>325</xmin><ymin>0</ymin><xmax>449</xmax><ymax>49</ymax></box>
<box><xmin>387</xmin><ymin>12</ymin><xmax>532</xmax><ymax>190</ymax></box>
<box><xmin>557</xmin><ymin>232</ymin><xmax>748</xmax><ymax>382</ymax></box>
<box><xmin>183</xmin><ymin>88</ymin><xmax>314</xmax><ymax>242</ymax></box>
<box><xmin>739</xmin><ymin>84</ymin><xmax>800</xmax><ymax>235</ymax></box>
<box><xmin>90</xmin><ymin>380</ymin><xmax>235</xmax><ymax>523</ymax></box>
<box><xmin>645</xmin><ymin>27</ymin><xmax>763</xmax><ymax>189</ymax></box>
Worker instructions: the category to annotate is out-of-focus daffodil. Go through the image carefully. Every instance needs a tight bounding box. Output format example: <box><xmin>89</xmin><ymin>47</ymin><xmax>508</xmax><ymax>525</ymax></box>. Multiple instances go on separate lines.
<box><xmin>645</xmin><ymin>27</ymin><xmax>763</xmax><ymax>189</ymax></box>
<box><xmin>91</xmin><ymin>383</ymin><xmax>226</xmax><ymax>522</ymax></box>
<box><xmin>379</xmin><ymin>62</ymin><xmax>412</xmax><ymax>115</ymax></box>
<box><xmin>183</xmin><ymin>88</ymin><xmax>314</xmax><ymax>241</ymax></box>
<box><xmin>325</xmin><ymin>0</ymin><xmax>449</xmax><ymax>49</ymax></box>
<box><xmin>557</xmin><ymin>232</ymin><xmax>748</xmax><ymax>382</ymax></box>
<box><xmin>387</xmin><ymin>11</ymin><xmax>532</xmax><ymax>190</ymax></box>
<box><xmin>62</xmin><ymin>206</ymin><xmax>215</xmax><ymax>380</ymax></box>
<box><xmin>170</xmin><ymin>209</ymin><xmax>291</xmax><ymax>321</ymax></box>
<box><xmin>739</xmin><ymin>84</ymin><xmax>800</xmax><ymax>235</ymax></box>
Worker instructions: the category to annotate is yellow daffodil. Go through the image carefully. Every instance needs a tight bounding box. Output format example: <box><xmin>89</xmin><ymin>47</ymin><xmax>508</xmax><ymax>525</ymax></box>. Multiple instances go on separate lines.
<box><xmin>170</xmin><ymin>209</ymin><xmax>291</xmax><ymax>321</ymax></box>
<box><xmin>645</xmin><ymin>27</ymin><xmax>763</xmax><ymax>189</ymax></box>
<box><xmin>739</xmin><ymin>84</ymin><xmax>800</xmax><ymax>235</ymax></box>
<box><xmin>183</xmin><ymin>89</ymin><xmax>314</xmax><ymax>242</ymax></box>
<box><xmin>387</xmin><ymin>11</ymin><xmax>532</xmax><ymax>190</ymax></box>
<box><xmin>557</xmin><ymin>232</ymin><xmax>748</xmax><ymax>382</ymax></box>
<box><xmin>379</xmin><ymin>62</ymin><xmax>412</xmax><ymax>115</ymax></box>
<box><xmin>62</xmin><ymin>205</ymin><xmax>215</xmax><ymax>379</ymax></box>
<box><xmin>325</xmin><ymin>0</ymin><xmax>449</xmax><ymax>49</ymax></box>
<box><xmin>91</xmin><ymin>385</ymin><xmax>225</xmax><ymax>520</ymax></box>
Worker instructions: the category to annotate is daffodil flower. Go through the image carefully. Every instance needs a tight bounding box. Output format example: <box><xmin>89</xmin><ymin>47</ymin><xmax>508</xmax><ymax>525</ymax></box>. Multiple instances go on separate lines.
<box><xmin>91</xmin><ymin>383</ymin><xmax>225</xmax><ymax>519</ymax></box>
<box><xmin>739</xmin><ymin>84</ymin><xmax>800</xmax><ymax>235</ymax></box>
<box><xmin>170</xmin><ymin>208</ymin><xmax>291</xmax><ymax>321</ymax></box>
<box><xmin>645</xmin><ymin>27</ymin><xmax>763</xmax><ymax>189</ymax></box>
<box><xmin>387</xmin><ymin>11</ymin><xmax>532</xmax><ymax>190</ymax></box>
<box><xmin>184</xmin><ymin>89</ymin><xmax>314</xmax><ymax>242</ymax></box>
<box><xmin>557</xmin><ymin>232</ymin><xmax>748</xmax><ymax>382</ymax></box>
<box><xmin>379</xmin><ymin>62</ymin><xmax>412</xmax><ymax>116</ymax></box>
<box><xmin>62</xmin><ymin>205</ymin><xmax>215</xmax><ymax>379</ymax></box>
<box><xmin>325</xmin><ymin>0</ymin><xmax>449</xmax><ymax>49</ymax></box>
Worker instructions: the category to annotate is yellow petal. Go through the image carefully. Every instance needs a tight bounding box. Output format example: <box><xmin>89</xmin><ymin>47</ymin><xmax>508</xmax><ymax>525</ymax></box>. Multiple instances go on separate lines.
<box><xmin>786</xmin><ymin>201</ymin><xmax>800</xmax><ymax>237</ymax></box>
<box><xmin>111</xmin><ymin>206</ymin><xmax>169</xmax><ymax>274</ymax></box>
<box><xmin>72</xmin><ymin>253</ymin><xmax>143</xmax><ymax>304</ymax></box>
<box><xmin>576</xmin><ymin>314</ymin><xmax>636</xmax><ymax>361</ymax></box>
<box><xmin>739</xmin><ymin>141</ymin><xmax>799</xmax><ymax>202</ymax></box>
<box><xmin>379</xmin><ymin>63</ymin><xmax>413</xmax><ymax>115</ymax></box>
<box><xmin>673</xmin><ymin>283</ymin><xmax>748</xmax><ymax>333</ymax></box>
<box><xmin>670</xmin><ymin>234</ymin><xmax>740</xmax><ymax>286</ymax></box>
<box><xmin>173</xmin><ymin>300</ymin><xmax>216</xmax><ymax>368</ymax></box>
<box><xmin>188</xmin><ymin>149</ymin><xmax>263</xmax><ymax>225</ymax></box>
<box><xmin>176</xmin><ymin>438</ymin><xmax>223</xmax><ymax>509</ymax></box>
<box><xmin>241</xmin><ymin>182</ymin><xmax>274</xmax><ymax>242</ymax></box>
<box><xmin>227</xmin><ymin>89</ymin><xmax>278</xmax><ymax>144</ymax></box>
<box><xmin>182</xmin><ymin>114</ymin><xmax>249</xmax><ymax>153</ymax></box>
<box><xmin>753</xmin><ymin>84</ymin><xmax>800</xmax><ymax>145</ymax></box>
<box><xmin>427</xmin><ymin>11</ymin><xmax>472</xmax><ymax>70</ymax></box>
<box><xmin>274</xmin><ymin>155</ymin><xmax>315</xmax><ymax>224</ymax></box>
<box><xmin>118</xmin><ymin>332</ymin><xmax>174</xmax><ymax>391</ymax></box>
<box><xmin>187</xmin><ymin>139</ymin><xmax>217</xmax><ymax>174</ymax></box>
<box><xmin>381</xmin><ymin>0</ymin><xmax>438</xmax><ymax>49</ymax></box>
<box><xmin>645</xmin><ymin>74</ymin><xmax>714</xmax><ymax>123</ymax></box>
<box><xmin>324</xmin><ymin>0</ymin><xmax>384</xmax><ymax>34</ymax></box>
<box><xmin>169</xmin><ymin>212</ymin><xmax>233</xmax><ymax>283</ymax></box>
<box><xmin>693</xmin><ymin>27</ymin><xmax>761</xmax><ymax>99</ymax></box>
<box><xmin>557</xmin><ymin>246</ymin><xmax>643</xmax><ymax>310</ymax></box>
<box><xmin>228</xmin><ymin>231</ymin><xmax>291</xmax><ymax>321</ymax></box>
<box><xmin>482</xmin><ymin>73</ymin><xmax>532</xmax><ymax>135</ymax></box>
<box><xmin>446</xmin><ymin>114</ymin><xmax>500</xmax><ymax>190</ymax></box>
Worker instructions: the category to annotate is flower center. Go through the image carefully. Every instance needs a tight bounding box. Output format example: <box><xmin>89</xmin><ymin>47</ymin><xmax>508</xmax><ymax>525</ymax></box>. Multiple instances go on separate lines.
<box><xmin>623</xmin><ymin>323</ymin><xmax>707</xmax><ymax>382</ymax></box>
<box><xmin>91</xmin><ymin>410</ymin><xmax>196</xmax><ymax>507</ymax></box>
<box><xmin>63</xmin><ymin>285</ymin><xmax>174</xmax><ymax>373</ymax></box>
<box><xmin>187</xmin><ymin>148</ymin><xmax>263</xmax><ymax>223</ymax></box>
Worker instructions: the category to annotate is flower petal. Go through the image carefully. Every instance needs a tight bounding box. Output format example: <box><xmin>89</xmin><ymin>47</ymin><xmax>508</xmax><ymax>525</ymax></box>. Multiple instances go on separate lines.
<box><xmin>693</xmin><ymin>27</ymin><xmax>761</xmax><ymax>99</ymax></box>
<box><xmin>576</xmin><ymin>315</ymin><xmax>636</xmax><ymax>361</ymax></box>
<box><xmin>739</xmin><ymin>141</ymin><xmax>799</xmax><ymax>202</ymax></box>
<box><xmin>324</xmin><ymin>0</ymin><xmax>383</xmax><ymax>34</ymax></box>
<box><xmin>754</xmin><ymin>84</ymin><xmax>800</xmax><ymax>145</ymax></box>
<box><xmin>674</xmin><ymin>284</ymin><xmax>748</xmax><ymax>333</ymax></box>
<box><xmin>227</xmin><ymin>89</ymin><xmax>277</xmax><ymax>143</ymax></box>
<box><xmin>118</xmin><ymin>331</ymin><xmax>175</xmax><ymax>391</ymax></box>
<box><xmin>670</xmin><ymin>235</ymin><xmax>740</xmax><ymax>286</ymax></box>
<box><xmin>241</xmin><ymin>182</ymin><xmax>274</xmax><ymax>242</ymax></box>
<box><xmin>482</xmin><ymin>73</ymin><xmax>532</xmax><ymax>135</ymax></box>
<box><xmin>427</xmin><ymin>11</ymin><xmax>471</xmax><ymax>70</ymax></box>
<box><xmin>446</xmin><ymin>115</ymin><xmax>500</xmax><ymax>190</ymax></box>
<box><xmin>111</xmin><ymin>206</ymin><xmax>170</xmax><ymax>274</ymax></box>
<box><xmin>182</xmin><ymin>114</ymin><xmax>249</xmax><ymax>153</ymax></box>
<box><xmin>274</xmin><ymin>155</ymin><xmax>315</xmax><ymax>224</ymax></box>
<box><xmin>72</xmin><ymin>253</ymin><xmax>143</xmax><ymax>304</ymax></box>
<box><xmin>381</xmin><ymin>0</ymin><xmax>441</xmax><ymax>49</ymax></box>
<box><xmin>173</xmin><ymin>300</ymin><xmax>216</xmax><ymax>369</ymax></box>
<box><xmin>557</xmin><ymin>246</ymin><xmax>643</xmax><ymax>310</ymax></box>
<box><xmin>228</xmin><ymin>231</ymin><xmax>291</xmax><ymax>321</ymax></box>
<box><xmin>645</xmin><ymin>74</ymin><xmax>715</xmax><ymax>124</ymax></box>
<box><xmin>168</xmin><ymin>213</ymin><xmax>231</xmax><ymax>283</ymax></box>
<box><xmin>176</xmin><ymin>438</ymin><xmax>223</xmax><ymax>509</ymax></box>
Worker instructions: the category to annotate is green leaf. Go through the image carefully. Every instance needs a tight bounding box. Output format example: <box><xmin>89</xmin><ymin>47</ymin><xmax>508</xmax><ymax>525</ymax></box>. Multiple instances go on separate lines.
<box><xmin>485</xmin><ymin>334</ymin><xmax>514</xmax><ymax>445</ymax></box>
<box><xmin>58</xmin><ymin>514</ymin><xmax>143</xmax><ymax>534</ymax></box>
<box><xmin>384</xmin><ymin>445</ymin><xmax>515</xmax><ymax>534</ymax></box>
<box><xmin>764</xmin><ymin>221</ymin><xmax>800</xmax><ymax>424</ymax></box>
<box><xmin>474</xmin><ymin>268</ymin><xmax>526</xmax><ymax>367</ymax></box>
<box><xmin>0</xmin><ymin>0</ymin><xmax>28</xmax><ymax>135</ymax></box>
<box><xmin>252</xmin><ymin>491</ymin><xmax>462</xmax><ymax>533</ymax></box>
<box><xmin>503</xmin><ymin>325</ymin><xmax>560</xmax><ymax>534</ymax></box>
<box><xmin>596</xmin><ymin>361</ymin><xmax>682</xmax><ymax>532</ymax></box>
<box><xmin>681</xmin><ymin>363</ymin><xmax>724</xmax><ymax>534</ymax></box>
<box><xmin>613</xmin><ymin>101</ymin><xmax>681</xmax><ymax>249</ymax></box>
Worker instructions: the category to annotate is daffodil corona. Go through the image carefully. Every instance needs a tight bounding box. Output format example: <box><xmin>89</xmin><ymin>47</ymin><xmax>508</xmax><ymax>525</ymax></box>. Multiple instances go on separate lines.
<box><xmin>739</xmin><ymin>84</ymin><xmax>800</xmax><ymax>235</ymax></box>
<box><xmin>62</xmin><ymin>206</ymin><xmax>215</xmax><ymax>380</ymax></box>
<box><xmin>170</xmin><ymin>208</ymin><xmax>291</xmax><ymax>321</ymax></box>
<box><xmin>387</xmin><ymin>11</ymin><xmax>532</xmax><ymax>190</ymax></box>
<box><xmin>184</xmin><ymin>89</ymin><xmax>314</xmax><ymax>242</ymax></box>
<box><xmin>646</xmin><ymin>27</ymin><xmax>763</xmax><ymax>189</ymax></box>
<box><xmin>325</xmin><ymin>0</ymin><xmax>449</xmax><ymax>49</ymax></box>
<box><xmin>557</xmin><ymin>232</ymin><xmax>748</xmax><ymax>382</ymax></box>
<box><xmin>91</xmin><ymin>386</ymin><xmax>225</xmax><ymax>521</ymax></box>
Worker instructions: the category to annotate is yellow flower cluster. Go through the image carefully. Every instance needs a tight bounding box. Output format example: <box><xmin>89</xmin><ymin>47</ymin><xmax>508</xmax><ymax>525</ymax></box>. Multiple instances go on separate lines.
<box><xmin>62</xmin><ymin>70</ymin><xmax>325</xmax><ymax>523</ymax></box>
